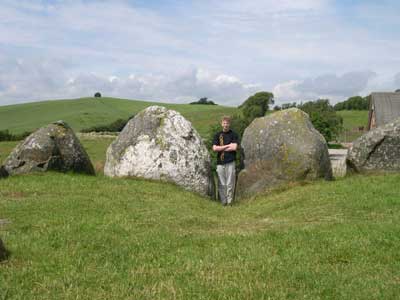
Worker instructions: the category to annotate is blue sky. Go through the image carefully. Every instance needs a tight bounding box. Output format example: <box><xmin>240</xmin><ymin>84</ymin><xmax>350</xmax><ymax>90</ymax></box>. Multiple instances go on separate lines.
<box><xmin>1</xmin><ymin>0</ymin><xmax>400</xmax><ymax>105</ymax></box>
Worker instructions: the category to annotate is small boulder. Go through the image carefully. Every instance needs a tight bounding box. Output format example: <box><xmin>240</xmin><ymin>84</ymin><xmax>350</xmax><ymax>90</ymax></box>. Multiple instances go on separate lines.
<box><xmin>3</xmin><ymin>121</ymin><xmax>95</xmax><ymax>175</ymax></box>
<box><xmin>236</xmin><ymin>108</ymin><xmax>332</xmax><ymax>199</ymax></box>
<box><xmin>104</xmin><ymin>106</ymin><xmax>214</xmax><ymax>197</ymax></box>
<box><xmin>0</xmin><ymin>238</ymin><xmax>8</xmax><ymax>261</ymax></box>
<box><xmin>0</xmin><ymin>166</ymin><xmax>8</xmax><ymax>179</ymax></box>
<box><xmin>347</xmin><ymin>118</ymin><xmax>400</xmax><ymax>173</ymax></box>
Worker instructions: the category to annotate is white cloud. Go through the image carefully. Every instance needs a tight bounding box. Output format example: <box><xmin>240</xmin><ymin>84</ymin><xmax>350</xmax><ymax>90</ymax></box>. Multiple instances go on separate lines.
<box><xmin>66</xmin><ymin>67</ymin><xmax>259</xmax><ymax>105</ymax></box>
<box><xmin>1</xmin><ymin>1</ymin><xmax>400</xmax><ymax>105</ymax></box>
<box><xmin>273</xmin><ymin>71</ymin><xmax>376</xmax><ymax>103</ymax></box>
<box><xmin>0</xmin><ymin>58</ymin><xmax>258</xmax><ymax>105</ymax></box>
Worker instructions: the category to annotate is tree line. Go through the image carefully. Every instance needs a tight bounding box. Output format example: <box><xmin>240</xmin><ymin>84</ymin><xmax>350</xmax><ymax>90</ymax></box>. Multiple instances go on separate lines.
<box><xmin>206</xmin><ymin>91</ymin><xmax>342</xmax><ymax>144</ymax></box>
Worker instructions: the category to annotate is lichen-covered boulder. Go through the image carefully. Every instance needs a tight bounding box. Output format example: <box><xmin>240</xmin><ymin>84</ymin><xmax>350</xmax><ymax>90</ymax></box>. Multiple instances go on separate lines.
<box><xmin>104</xmin><ymin>106</ymin><xmax>214</xmax><ymax>197</ymax></box>
<box><xmin>347</xmin><ymin>118</ymin><xmax>400</xmax><ymax>173</ymax></box>
<box><xmin>236</xmin><ymin>108</ymin><xmax>332</xmax><ymax>199</ymax></box>
<box><xmin>0</xmin><ymin>166</ymin><xmax>8</xmax><ymax>179</ymax></box>
<box><xmin>3</xmin><ymin>121</ymin><xmax>95</xmax><ymax>175</ymax></box>
<box><xmin>0</xmin><ymin>238</ymin><xmax>8</xmax><ymax>261</ymax></box>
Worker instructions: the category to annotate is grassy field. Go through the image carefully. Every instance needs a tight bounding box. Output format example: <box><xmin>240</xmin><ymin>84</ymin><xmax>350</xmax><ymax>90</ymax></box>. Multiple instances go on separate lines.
<box><xmin>0</xmin><ymin>97</ymin><xmax>237</xmax><ymax>138</ymax></box>
<box><xmin>337</xmin><ymin>110</ymin><xmax>369</xmax><ymax>131</ymax></box>
<box><xmin>0</xmin><ymin>97</ymin><xmax>370</xmax><ymax>143</ymax></box>
<box><xmin>336</xmin><ymin>110</ymin><xmax>369</xmax><ymax>142</ymax></box>
<box><xmin>1</xmin><ymin>138</ymin><xmax>400</xmax><ymax>299</ymax></box>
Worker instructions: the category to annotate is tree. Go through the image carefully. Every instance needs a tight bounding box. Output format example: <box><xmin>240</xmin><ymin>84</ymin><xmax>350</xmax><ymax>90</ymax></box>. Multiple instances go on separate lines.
<box><xmin>334</xmin><ymin>95</ymin><xmax>369</xmax><ymax>110</ymax></box>
<box><xmin>190</xmin><ymin>97</ymin><xmax>216</xmax><ymax>105</ymax></box>
<box><xmin>239</xmin><ymin>91</ymin><xmax>274</xmax><ymax>123</ymax></box>
<box><xmin>94</xmin><ymin>92</ymin><xmax>102</xmax><ymax>98</ymax></box>
<box><xmin>199</xmin><ymin>97</ymin><xmax>208</xmax><ymax>104</ymax></box>
<box><xmin>298</xmin><ymin>99</ymin><xmax>343</xmax><ymax>141</ymax></box>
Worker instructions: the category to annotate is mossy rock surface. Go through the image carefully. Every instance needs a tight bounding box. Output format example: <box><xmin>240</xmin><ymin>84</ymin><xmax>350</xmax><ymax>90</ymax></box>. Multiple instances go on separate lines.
<box><xmin>236</xmin><ymin>108</ymin><xmax>332</xmax><ymax>199</ymax></box>
<box><xmin>347</xmin><ymin>117</ymin><xmax>400</xmax><ymax>173</ymax></box>
<box><xmin>3</xmin><ymin>121</ymin><xmax>95</xmax><ymax>176</ymax></box>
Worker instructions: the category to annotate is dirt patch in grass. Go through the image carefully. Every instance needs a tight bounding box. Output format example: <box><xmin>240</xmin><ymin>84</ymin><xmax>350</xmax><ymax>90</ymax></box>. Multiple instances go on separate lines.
<box><xmin>94</xmin><ymin>161</ymin><xmax>105</xmax><ymax>174</ymax></box>
<box><xmin>0</xmin><ymin>191</ymin><xmax>28</xmax><ymax>199</ymax></box>
<box><xmin>0</xmin><ymin>219</ymin><xmax>11</xmax><ymax>225</ymax></box>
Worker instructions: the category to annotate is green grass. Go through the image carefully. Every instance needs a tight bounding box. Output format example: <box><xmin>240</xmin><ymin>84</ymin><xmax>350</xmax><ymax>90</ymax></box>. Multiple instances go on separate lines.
<box><xmin>337</xmin><ymin>110</ymin><xmax>369</xmax><ymax>142</ymax></box>
<box><xmin>1</xmin><ymin>173</ymin><xmax>400</xmax><ymax>299</ymax></box>
<box><xmin>0</xmin><ymin>97</ymin><xmax>369</xmax><ymax>143</ymax></box>
<box><xmin>0</xmin><ymin>141</ymin><xmax>18</xmax><ymax>164</ymax></box>
<box><xmin>1</xmin><ymin>139</ymin><xmax>400</xmax><ymax>299</ymax></box>
<box><xmin>337</xmin><ymin>110</ymin><xmax>369</xmax><ymax>131</ymax></box>
<box><xmin>0</xmin><ymin>97</ymin><xmax>237</xmax><ymax>138</ymax></box>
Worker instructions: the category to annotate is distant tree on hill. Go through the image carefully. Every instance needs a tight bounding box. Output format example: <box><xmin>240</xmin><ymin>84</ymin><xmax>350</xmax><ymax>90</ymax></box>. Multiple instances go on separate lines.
<box><xmin>190</xmin><ymin>97</ymin><xmax>216</xmax><ymax>105</ymax></box>
<box><xmin>239</xmin><ymin>91</ymin><xmax>274</xmax><ymax>123</ymax></box>
<box><xmin>334</xmin><ymin>95</ymin><xmax>369</xmax><ymax>110</ymax></box>
<box><xmin>94</xmin><ymin>92</ymin><xmax>102</xmax><ymax>98</ymax></box>
<box><xmin>396</xmin><ymin>89</ymin><xmax>400</xmax><ymax>93</ymax></box>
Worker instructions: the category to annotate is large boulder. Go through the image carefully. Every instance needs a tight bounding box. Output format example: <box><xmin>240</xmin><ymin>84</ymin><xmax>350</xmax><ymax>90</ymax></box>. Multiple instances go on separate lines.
<box><xmin>104</xmin><ymin>106</ymin><xmax>214</xmax><ymax>197</ymax></box>
<box><xmin>347</xmin><ymin>118</ymin><xmax>400</xmax><ymax>173</ymax></box>
<box><xmin>3</xmin><ymin>121</ymin><xmax>95</xmax><ymax>176</ymax></box>
<box><xmin>236</xmin><ymin>108</ymin><xmax>332</xmax><ymax>199</ymax></box>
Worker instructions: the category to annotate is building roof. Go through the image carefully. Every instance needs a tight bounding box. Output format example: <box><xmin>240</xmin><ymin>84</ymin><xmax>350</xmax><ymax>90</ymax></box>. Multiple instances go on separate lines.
<box><xmin>369</xmin><ymin>92</ymin><xmax>400</xmax><ymax>129</ymax></box>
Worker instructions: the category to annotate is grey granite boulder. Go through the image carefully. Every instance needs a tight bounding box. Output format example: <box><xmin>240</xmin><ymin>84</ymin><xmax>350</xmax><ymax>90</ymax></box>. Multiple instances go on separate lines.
<box><xmin>236</xmin><ymin>108</ymin><xmax>332</xmax><ymax>199</ymax></box>
<box><xmin>347</xmin><ymin>118</ymin><xmax>400</xmax><ymax>173</ymax></box>
<box><xmin>104</xmin><ymin>106</ymin><xmax>214</xmax><ymax>197</ymax></box>
<box><xmin>0</xmin><ymin>166</ymin><xmax>8</xmax><ymax>179</ymax></box>
<box><xmin>3</xmin><ymin>121</ymin><xmax>95</xmax><ymax>176</ymax></box>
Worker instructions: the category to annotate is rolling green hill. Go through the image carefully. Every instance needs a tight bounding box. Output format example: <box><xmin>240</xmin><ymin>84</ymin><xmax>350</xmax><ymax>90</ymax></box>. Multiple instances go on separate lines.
<box><xmin>0</xmin><ymin>97</ymin><xmax>237</xmax><ymax>138</ymax></box>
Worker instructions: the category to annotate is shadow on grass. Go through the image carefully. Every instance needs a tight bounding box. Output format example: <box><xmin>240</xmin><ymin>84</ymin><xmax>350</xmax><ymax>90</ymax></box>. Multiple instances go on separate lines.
<box><xmin>0</xmin><ymin>238</ymin><xmax>10</xmax><ymax>261</ymax></box>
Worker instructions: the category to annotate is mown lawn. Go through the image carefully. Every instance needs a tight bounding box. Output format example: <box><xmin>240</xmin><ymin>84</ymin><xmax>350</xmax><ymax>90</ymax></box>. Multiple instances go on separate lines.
<box><xmin>1</xmin><ymin>139</ymin><xmax>400</xmax><ymax>299</ymax></box>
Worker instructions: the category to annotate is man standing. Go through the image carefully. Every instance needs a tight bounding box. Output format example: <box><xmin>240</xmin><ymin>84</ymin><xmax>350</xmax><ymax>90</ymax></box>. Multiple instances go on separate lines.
<box><xmin>212</xmin><ymin>116</ymin><xmax>239</xmax><ymax>206</ymax></box>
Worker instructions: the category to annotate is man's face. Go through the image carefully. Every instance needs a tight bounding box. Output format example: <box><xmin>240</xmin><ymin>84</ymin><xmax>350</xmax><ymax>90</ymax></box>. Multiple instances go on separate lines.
<box><xmin>221</xmin><ymin>120</ymin><xmax>230</xmax><ymax>132</ymax></box>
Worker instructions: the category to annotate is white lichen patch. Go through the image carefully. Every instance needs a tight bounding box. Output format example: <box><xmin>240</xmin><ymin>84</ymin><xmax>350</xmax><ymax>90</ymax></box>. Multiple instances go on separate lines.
<box><xmin>104</xmin><ymin>106</ymin><xmax>213</xmax><ymax>197</ymax></box>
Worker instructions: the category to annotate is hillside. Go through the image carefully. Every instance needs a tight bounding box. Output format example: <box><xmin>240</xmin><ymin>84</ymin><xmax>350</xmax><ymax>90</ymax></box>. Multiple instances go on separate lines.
<box><xmin>0</xmin><ymin>97</ymin><xmax>237</xmax><ymax>138</ymax></box>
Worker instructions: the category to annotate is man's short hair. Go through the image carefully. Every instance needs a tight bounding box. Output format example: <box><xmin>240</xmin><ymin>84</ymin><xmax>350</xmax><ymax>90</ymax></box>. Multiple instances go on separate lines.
<box><xmin>221</xmin><ymin>115</ymin><xmax>231</xmax><ymax>122</ymax></box>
